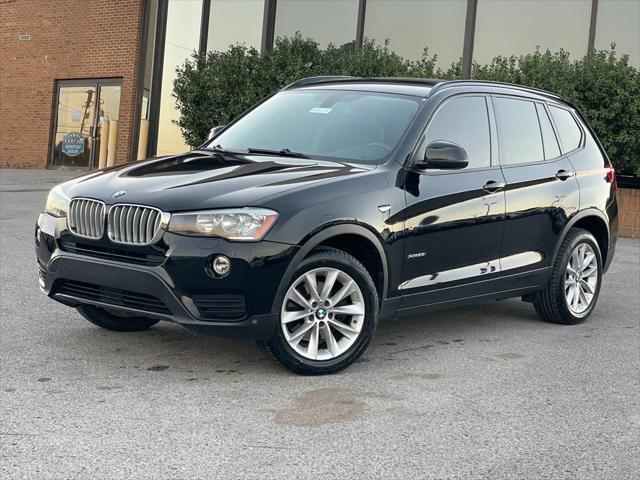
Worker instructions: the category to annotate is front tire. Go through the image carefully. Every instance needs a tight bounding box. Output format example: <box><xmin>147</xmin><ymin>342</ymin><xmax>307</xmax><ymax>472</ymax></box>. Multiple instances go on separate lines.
<box><xmin>77</xmin><ymin>305</ymin><xmax>160</xmax><ymax>332</ymax></box>
<box><xmin>265</xmin><ymin>247</ymin><xmax>378</xmax><ymax>375</ymax></box>
<box><xmin>533</xmin><ymin>228</ymin><xmax>602</xmax><ymax>325</ymax></box>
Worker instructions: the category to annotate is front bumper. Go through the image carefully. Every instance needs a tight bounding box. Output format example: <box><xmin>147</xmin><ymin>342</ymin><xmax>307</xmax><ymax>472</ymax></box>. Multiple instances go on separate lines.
<box><xmin>36</xmin><ymin>213</ymin><xmax>298</xmax><ymax>339</ymax></box>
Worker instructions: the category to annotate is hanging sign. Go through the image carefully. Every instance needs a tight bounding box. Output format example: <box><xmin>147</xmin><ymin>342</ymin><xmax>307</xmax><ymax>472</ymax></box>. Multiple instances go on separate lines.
<box><xmin>61</xmin><ymin>132</ymin><xmax>85</xmax><ymax>157</ymax></box>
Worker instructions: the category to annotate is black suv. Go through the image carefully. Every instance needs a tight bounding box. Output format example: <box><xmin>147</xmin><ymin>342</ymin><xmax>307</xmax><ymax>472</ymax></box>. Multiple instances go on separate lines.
<box><xmin>36</xmin><ymin>77</ymin><xmax>618</xmax><ymax>374</ymax></box>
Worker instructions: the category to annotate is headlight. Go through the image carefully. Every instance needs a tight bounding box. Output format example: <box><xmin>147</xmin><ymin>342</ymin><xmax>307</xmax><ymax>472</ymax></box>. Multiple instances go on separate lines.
<box><xmin>44</xmin><ymin>185</ymin><xmax>70</xmax><ymax>217</ymax></box>
<box><xmin>168</xmin><ymin>208</ymin><xmax>278</xmax><ymax>241</ymax></box>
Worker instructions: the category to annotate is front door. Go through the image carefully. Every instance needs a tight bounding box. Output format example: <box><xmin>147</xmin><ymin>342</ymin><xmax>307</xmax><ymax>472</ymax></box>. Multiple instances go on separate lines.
<box><xmin>398</xmin><ymin>94</ymin><xmax>506</xmax><ymax>310</ymax></box>
<box><xmin>50</xmin><ymin>79</ymin><xmax>121</xmax><ymax>169</ymax></box>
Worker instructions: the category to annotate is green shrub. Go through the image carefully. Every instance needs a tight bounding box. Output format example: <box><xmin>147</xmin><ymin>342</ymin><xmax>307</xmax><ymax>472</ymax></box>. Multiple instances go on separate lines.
<box><xmin>173</xmin><ymin>36</ymin><xmax>639</xmax><ymax>175</ymax></box>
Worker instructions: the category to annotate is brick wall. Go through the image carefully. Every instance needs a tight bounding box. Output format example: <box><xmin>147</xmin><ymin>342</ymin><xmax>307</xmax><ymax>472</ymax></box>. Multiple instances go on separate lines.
<box><xmin>618</xmin><ymin>188</ymin><xmax>640</xmax><ymax>238</ymax></box>
<box><xmin>0</xmin><ymin>0</ymin><xmax>144</xmax><ymax>168</ymax></box>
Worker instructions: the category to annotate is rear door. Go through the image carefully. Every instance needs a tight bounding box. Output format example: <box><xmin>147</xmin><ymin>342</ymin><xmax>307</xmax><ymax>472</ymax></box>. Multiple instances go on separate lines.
<box><xmin>493</xmin><ymin>95</ymin><xmax>580</xmax><ymax>290</ymax></box>
<box><xmin>398</xmin><ymin>94</ymin><xmax>507</xmax><ymax>310</ymax></box>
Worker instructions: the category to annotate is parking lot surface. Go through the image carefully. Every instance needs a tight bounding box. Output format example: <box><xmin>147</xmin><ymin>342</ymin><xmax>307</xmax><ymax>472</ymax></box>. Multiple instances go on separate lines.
<box><xmin>1</xmin><ymin>169</ymin><xmax>639</xmax><ymax>479</ymax></box>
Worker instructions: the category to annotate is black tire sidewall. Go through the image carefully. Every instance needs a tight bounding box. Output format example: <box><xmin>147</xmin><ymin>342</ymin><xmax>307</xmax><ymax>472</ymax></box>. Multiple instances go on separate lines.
<box><xmin>553</xmin><ymin>231</ymin><xmax>603</xmax><ymax>322</ymax></box>
<box><xmin>268</xmin><ymin>251</ymin><xmax>378</xmax><ymax>374</ymax></box>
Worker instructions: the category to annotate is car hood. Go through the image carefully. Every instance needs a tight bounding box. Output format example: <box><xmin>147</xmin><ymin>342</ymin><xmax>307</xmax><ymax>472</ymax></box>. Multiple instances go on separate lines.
<box><xmin>64</xmin><ymin>151</ymin><xmax>373</xmax><ymax>211</ymax></box>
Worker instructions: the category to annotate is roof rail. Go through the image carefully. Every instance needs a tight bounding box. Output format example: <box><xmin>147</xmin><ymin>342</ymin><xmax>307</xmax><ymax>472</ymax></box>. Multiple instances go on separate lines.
<box><xmin>428</xmin><ymin>79</ymin><xmax>565</xmax><ymax>102</ymax></box>
<box><xmin>283</xmin><ymin>76</ymin><xmax>355</xmax><ymax>90</ymax></box>
<box><xmin>283</xmin><ymin>76</ymin><xmax>442</xmax><ymax>91</ymax></box>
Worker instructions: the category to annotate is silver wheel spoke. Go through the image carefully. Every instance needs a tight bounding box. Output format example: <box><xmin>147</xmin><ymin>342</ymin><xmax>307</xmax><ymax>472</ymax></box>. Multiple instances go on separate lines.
<box><xmin>321</xmin><ymin>322</ymin><xmax>339</xmax><ymax>356</ymax></box>
<box><xmin>581</xmin><ymin>253</ymin><xmax>594</xmax><ymax>271</ymax></box>
<box><xmin>289</xmin><ymin>287</ymin><xmax>312</xmax><ymax>310</ymax></box>
<box><xmin>582</xmin><ymin>264</ymin><xmax>597</xmax><ymax>278</ymax></box>
<box><xmin>320</xmin><ymin>270</ymin><xmax>339</xmax><ymax>300</ymax></box>
<box><xmin>282</xmin><ymin>310</ymin><xmax>311</xmax><ymax>324</ymax></box>
<box><xmin>289</xmin><ymin>321</ymin><xmax>315</xmax><ymax>344</ymax></box>
<box><xmin>327</xmin><ymin>318</ymin><xmax>359</xmax><ymax>339</ymax></box>
<box><xmin>332</xmin><ymin>304</ymin><xmax>365</xmax><ymax>316</ymax></box>
<box><xmin>304</xmin><ymin>272</ymin><xmax>321</xmax><ymax>303</ymax></box>
<box><xmin>581</xmin><ymin>280</ymin><xmax>595</xmax><ymax>295</ymax></box>
<box><xmin>307</xmin><ymin>323</ymin><xmax>319</xmax><ymax>360</ymax></box>
<box><xmin>577</xmin><ymin>285</ymin><xmax>588</xmax><ymax>307</ymax></box>
<box><xmin>329</xmin><ymin>280</ymin><xmax>355</xmax><ymax>306</ymax></box>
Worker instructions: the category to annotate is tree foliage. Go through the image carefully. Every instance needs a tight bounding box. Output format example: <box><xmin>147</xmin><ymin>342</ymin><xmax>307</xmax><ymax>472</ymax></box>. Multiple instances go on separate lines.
<box><xmin>173</xmin><ymin>36</ymin><xmax>639</xmax><ymax>175</ymax></box>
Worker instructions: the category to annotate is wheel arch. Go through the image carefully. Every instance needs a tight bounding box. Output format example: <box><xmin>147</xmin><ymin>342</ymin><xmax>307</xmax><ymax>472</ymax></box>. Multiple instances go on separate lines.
<box><xmin>552</xmin><ymin>209</ymin><xmax>610</xmax><ymax>267</ymax></box>
<box><xmin>271</xmin><ymin>223</ymin><xmax>389</xmax><ymax>315</ymax></box>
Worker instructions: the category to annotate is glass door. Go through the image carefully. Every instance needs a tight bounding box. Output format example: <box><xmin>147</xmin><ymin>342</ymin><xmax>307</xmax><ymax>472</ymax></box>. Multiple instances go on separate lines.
<box><xmin>50</xmin><ymin>79</ymin><xmax>121</xmax><ymax>169</ymax></box>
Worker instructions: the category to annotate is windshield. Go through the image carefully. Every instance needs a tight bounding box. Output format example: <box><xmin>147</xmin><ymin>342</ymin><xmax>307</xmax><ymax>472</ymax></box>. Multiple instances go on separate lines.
<box><xmin>206</xmin><ymin>89</ymin><xmax>422</xmax><ymax>165</ymax></box>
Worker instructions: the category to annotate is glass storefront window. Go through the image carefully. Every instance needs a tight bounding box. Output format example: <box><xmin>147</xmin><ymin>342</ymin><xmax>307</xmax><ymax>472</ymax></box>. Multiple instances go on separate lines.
<box><xmin>595</xmin><ymin>0</ymin><xmax>640</xmax><ymax>67</ymax></box>
<box><xmin>207</xmin><ymin>0</ymin><xmax>264</xmax><ymax>52</ymax></box>
<box><xmin>156</xmin><ymin>0</ymin><xmax>203</xmax><ymax>156</ymax></box>
<box><xmin>474</xmin><ymin>0</ymin><xmax>592</xmax><ymax>63</ymax></box>
<box><xmin>137</xmin><ymin>0</ymin><xmax>158</xmax><ymax>159</ymax></box>
<box><xmin>364</xmin><ymin>0</ymin><xmax>467</xmax><ymax>68</ymax></box>
<box><xmin>274</xmin><ymin>0</ymin><xmax>358</xmax><ymax>48</ymax></box>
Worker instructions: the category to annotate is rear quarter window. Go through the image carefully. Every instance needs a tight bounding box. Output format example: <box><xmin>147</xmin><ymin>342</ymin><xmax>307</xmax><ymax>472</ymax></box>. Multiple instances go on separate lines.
<box><xmin>549</xmin><ymin>105</ymin><xmax>583</xmax><ymax>153</ymax></box>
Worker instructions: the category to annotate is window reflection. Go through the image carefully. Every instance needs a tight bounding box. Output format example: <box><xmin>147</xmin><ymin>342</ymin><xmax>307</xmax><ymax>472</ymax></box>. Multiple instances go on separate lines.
<box><xmin>157</xmin><ymin>0</ymin><xmax>202</xmax><ymax>156</ymax></box>
<box><xmin>364</xmin><ymin>0</ymin><xmax>467</xmax><ymax>68</ymax></box>
<box><xmin>474</xmin><ymin>0</ymin><xmax>591</xmax><ymax>63</ymax></box>
<box><xmin>208</xmin><ymin>0</ymin><xmax>264</xmax><ymax>52</ymax></box>
<box><xmin>274</xmin><ymin>0</ymin><xmax>358</xmax><ymax>48</ymax></box>
<box><xmin>595</xmin><ymin>0</ymin><xmax>640</xmax><ymax>67</ymax></box>
<box><xmin>137</xmin><ymin>0</ymin><xmax>158</xmax><ymax>159</ymax></box>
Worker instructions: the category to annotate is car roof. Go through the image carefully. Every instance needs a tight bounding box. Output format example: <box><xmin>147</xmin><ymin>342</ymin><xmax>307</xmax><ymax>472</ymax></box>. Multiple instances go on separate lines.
<box><xmin>284</xmin><ymin>76</ymin><xmax>568</xmax><ymax>105</ymax></box>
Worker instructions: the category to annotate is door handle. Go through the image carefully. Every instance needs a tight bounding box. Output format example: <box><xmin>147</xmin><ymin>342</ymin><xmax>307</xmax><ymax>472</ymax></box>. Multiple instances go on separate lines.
<box><xmin>482</xmin><ymin>180</ymin><xmax>506</xmax><ymax>193</ymax></box>
<box><xmin>555</xmin><ymin>169</ymin><xmax>575</xmax><ymax>181</ymax></box>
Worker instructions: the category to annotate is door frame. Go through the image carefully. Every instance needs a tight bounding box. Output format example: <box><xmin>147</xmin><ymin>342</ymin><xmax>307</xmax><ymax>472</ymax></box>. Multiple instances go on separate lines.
<box><xmin>48</xmin><ymin>77</ymin><xmax>123</xmax><ymax>170</ymax></box>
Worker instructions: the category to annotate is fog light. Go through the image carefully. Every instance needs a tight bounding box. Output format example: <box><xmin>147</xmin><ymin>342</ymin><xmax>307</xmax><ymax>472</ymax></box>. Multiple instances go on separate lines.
<box><xmin>35</xmin><ymin>226</ymin><xmax>41</xmax><ymax>246</ymax></box>
<box><xmin>211</xmin><ymin>255</ymin><xmax>231</xmax><ymax>277</ymax></box>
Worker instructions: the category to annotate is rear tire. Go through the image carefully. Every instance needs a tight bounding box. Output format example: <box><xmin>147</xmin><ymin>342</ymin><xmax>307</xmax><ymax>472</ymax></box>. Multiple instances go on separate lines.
<box><xmin>265</xmin><ymin>247</ymin><xmax>378</xmax><ymax>375</ymax></box>
<box><xmin>533</xmin><ymin>228</ymin><xmax>602</xmax><ymax>325</ymax></box>
<box><xmin>77</xmin><ymin>305</ymin><xmax>160</xmax><ymax>332</ymax></box>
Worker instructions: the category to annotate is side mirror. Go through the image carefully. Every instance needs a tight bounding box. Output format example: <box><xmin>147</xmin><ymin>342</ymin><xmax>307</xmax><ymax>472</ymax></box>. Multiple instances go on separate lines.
<box><xmin>207</xmin><ymin>125</ymin><xmax>226</xmax><ymax>140</ymax></box>
<box><xmin>416</xmin><ymin>140</ymin><xmax>469</xmax><ymax>170</ymax></box>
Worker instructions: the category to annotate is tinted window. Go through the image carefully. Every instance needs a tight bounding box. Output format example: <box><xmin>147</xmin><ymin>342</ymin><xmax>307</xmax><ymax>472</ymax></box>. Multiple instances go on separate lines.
<box><xmin>274</xmin><ymin>0</ymin><xmax>358</xmax><ymax>48</ymax></box>
<box><xmin>549</xmin><ymin>106</ymin><xmax>582</xmax><ymax>153</ymax></box>
<box><xmin>423</xmin><ymin>96</ymin><xmax>491</xmax><ymax>168</ymax></box>
<box><xmin>493</xmin><ymin>97</ymin><xmax>544</xmax><ymax>165</ymax></box>
<box><xmin>364</xmin><ymin>0</ymin><xmax>467</xmax><ymax>69</ymax></box>
<box><xmin>210</xmin><ymin>90</ymin><xmax>421</xmax><ymax>165</ymax></box>
<box><xmin>536</xmin><ymin>103</ymin><xmax>561</xmax><ymax>159</ymax></box>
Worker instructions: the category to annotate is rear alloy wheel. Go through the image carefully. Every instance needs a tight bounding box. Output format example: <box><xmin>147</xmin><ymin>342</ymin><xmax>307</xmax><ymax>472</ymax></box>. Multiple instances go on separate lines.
<box><xmin>533</xmin><ymin>228</ymin><xmax>602</xmax><ymax>325</ymax></box>
<box><xmin>265</xmin><ymin>247</ymin><xmax>378</xmax><ymax>374</ymax></box>
<box><xmin>77</xmin><ymin>305</ymin><xmax>160</xmax><ymax>332</ymax></box>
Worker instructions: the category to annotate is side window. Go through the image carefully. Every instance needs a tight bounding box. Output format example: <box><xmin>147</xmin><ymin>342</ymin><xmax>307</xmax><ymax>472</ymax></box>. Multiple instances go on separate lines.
<box><xmin>535</xmin><ymin>103</ymin><xmax>561</xmax><ymax>159</ymax></box>
<box><xmin>493</xmin><ymin>97</ymin><xmax>544</xmax><ymax>165</ymax></box>
<box><xmin>423</xmin><ymin>96</ymin><xmax>491</xmax><ymax>169</ymax></box>
<box><xmin>549</xmin><ymin>105</ymin><xmax>582</xmax><ymax>153</ymax></box>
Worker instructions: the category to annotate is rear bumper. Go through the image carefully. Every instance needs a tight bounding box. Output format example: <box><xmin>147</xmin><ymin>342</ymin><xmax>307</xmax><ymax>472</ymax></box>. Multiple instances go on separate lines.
<box><xmin>36</xmin><ymin>213</ymin><xmax>297</xmax><ymax>339</ymax></box>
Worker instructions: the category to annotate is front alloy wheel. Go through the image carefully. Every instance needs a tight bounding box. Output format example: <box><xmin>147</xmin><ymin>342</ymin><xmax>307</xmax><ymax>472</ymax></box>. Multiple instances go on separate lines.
<box><xmin>265</xmin><ymin>247</ymin><xmax>378</xmax><ymax>375</ymax></box>
<box><xmin>281</xmin><ymin>267</ymin><xmax>365</xmax><ymax>361</ymax></box>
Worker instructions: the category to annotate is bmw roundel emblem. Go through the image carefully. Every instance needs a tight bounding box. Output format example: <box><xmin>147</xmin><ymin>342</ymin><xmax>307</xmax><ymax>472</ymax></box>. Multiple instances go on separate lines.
<box><xmin>112</xmin><ymin>190</ymin><xmax>127</xmax><ymax>199</ymax></box>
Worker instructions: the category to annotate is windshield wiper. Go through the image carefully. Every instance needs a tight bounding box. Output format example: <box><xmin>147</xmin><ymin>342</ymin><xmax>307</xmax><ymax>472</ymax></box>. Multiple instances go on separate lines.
<box><xmin>203</xmin><ymin>144</ymin><xmax>244</xmax><ymax>154</ymax></box>
<box><xmin>246</xmin><ymin>147</ymin><xmax>310</xmax><ymax>159</ymax></box>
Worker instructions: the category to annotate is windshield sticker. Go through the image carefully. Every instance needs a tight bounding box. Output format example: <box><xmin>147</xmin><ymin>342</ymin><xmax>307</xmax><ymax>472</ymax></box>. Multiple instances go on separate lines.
<box><xmin>309</xmin><ymin>107</ymin><xmax>332</xmax><ymax>114</ymax></box>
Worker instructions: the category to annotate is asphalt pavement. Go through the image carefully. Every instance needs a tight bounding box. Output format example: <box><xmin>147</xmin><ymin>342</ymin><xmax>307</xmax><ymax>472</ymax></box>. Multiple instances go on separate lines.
<box><xmin>1</xmin><ymin>168</ymin><xmax>638</xmax><ymax>479</ymax></box>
